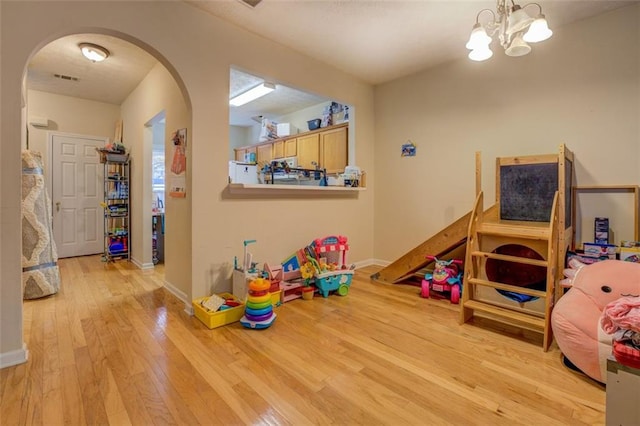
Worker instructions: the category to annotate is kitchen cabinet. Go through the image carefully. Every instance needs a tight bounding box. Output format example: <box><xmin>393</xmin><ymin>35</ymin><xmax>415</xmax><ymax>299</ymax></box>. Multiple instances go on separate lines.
<box><xmin>284</xmin><ymin>138</ymin><xmax>297</xmax><ymax>157</ymax></box>
<box><xmin>257</xmin><ymin>143</ymin><xmax>273</xmax><ymax>166</ymax></box>
<box><xmin>273</xmin><ymin>138</ymin><xmax>297</xmax><ymax>160</ymax></box>
<box><xmin>320</xmin><ymin>126</ymin><xmax>348</xmax><ymax>173</ymax></box>
<box><xmin>273</xmin><ymin>140</ymin><xmax>284</xmax><ymax>159</ymax></box>
<box><xmin>296</xmin><ymin>133</ymin><xmax>320</xmax><ymax>169</ymax></box>
<box><xmin>234</xmin><ymin>146</ymin><xmax>257</xmax><ymax>162</ymax></box>
<box><xmin>233</xmin><ymin>123</ymin><xmax>347</xmax><ymax>172</ymax></box>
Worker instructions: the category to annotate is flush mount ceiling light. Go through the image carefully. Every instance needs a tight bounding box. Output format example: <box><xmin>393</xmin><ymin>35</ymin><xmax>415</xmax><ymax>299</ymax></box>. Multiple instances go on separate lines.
<box><xmin>466</xmin><ymin>0</ymin><xmax>552</xmax><ymax>62</ymax></box>
<box><xmin>229</xmin><ymin>82</ymin><xmax>276</xmax><ymax>107</ymax></box>
<box><xmin>79</xmin><ymin>42</ymin><xmax>110</xmax><ymax>62</ymax></box>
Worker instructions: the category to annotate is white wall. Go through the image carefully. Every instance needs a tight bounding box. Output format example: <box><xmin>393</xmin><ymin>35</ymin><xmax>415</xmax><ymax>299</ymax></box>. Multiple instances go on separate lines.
<box><xmin>120</xmin><ymin>62</ymin><xmax>191</xmax><ymax>294</ymax></box>
<box><xmin>373</xmin><ymin>4</ymin><xmax>640</xmax><ymax>262</ymax></box>
<box><xmin>0</xmin><ymin>0</ymin><xmax>375</xmax><ymax>364</ymax></box>
<box><xmin>27</xmin><ymin>90</ymin><xmax>121</xmax><ymax>168</ymax></box>
<box><xmin>276</xmin><ymin>101</ymin><xmax>329</xmax><ymax>135</ymax></box>
<box><xmin>229</xmin><ymin>125</ymin><xmax>251</xmax><ymax>158</ymax></box>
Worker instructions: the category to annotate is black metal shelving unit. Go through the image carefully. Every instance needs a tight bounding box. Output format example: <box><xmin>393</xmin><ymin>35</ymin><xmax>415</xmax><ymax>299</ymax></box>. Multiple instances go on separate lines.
<box><xmin>102</xmin><ymin>156</ymin><xmax>130</xmax><ymax>262</ymax></box>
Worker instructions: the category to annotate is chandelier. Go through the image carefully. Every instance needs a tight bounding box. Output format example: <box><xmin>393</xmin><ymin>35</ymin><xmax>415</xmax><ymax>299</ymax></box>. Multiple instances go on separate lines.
<box><xmin>466</xmin><ymin>0</ymin><xmax>553</xmax><ymax>61</ymax></box>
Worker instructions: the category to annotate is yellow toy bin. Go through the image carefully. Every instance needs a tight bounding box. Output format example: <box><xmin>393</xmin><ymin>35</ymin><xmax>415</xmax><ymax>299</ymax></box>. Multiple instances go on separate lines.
<box><xmin>192</xmin><ymin>293</ymin><xmax>245</xmax><ymax>329</ymax></box>
<box><xmin>270</xmin><ymin>289</ymin><xmax>282</xmax><ymax>306</ymax></box>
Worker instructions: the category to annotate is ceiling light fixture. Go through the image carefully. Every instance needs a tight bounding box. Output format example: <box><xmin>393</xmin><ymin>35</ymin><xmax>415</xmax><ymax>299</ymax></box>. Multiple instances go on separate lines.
<box><xmin>79</xmin><ymin>43</ymin><xmax>110</xmax><ymax>62</ymax></box>
<box><xmin>466</xmin><ymin>0</ymin><xmax>552</xmax><ymax>62</ymax></box>
<box><xmin>229</xmin><ymin>82</ymin><xmax>276</xmax><ymax>107</ymax></box>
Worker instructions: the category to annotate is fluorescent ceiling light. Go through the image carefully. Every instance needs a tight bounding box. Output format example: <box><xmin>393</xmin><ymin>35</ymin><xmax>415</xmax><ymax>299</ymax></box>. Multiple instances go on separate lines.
<box><xmin>230</xmin><ymin>82</ymin><xmax>276</xmax><ymax>107</ymax></box>
<box><xmin>79</xmin><ymin>43</ymin><xmax>110</xmax><ymax>62</ymax></box>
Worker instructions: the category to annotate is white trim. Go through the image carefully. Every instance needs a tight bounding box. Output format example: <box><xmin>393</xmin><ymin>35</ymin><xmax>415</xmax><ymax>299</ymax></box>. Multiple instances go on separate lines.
<box><xmin>352</xmin><ymin>258</ymin><xmax>389</xmax><ymax>268</ymax></box>
<box><xmin>131</xmin><ymin>257</ymin><xmax>155</xmax><ymax>270</ymax></box>
<box><xmin>0</xmin><ymin>344</ymin><xmax>29</xmax><ymax>369</ymax></box>
<box><xmin>163</xmin><ymin>280</ymin><xmax>192</xmax><ymax>315</ymax></box>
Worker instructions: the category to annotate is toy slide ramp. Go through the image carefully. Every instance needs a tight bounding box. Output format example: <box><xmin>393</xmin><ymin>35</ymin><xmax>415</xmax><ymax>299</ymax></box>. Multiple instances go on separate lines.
<box><xmin>371</xmin><ymin>212</ymin><xmax>472</xmax><ymax>285</ymax></box>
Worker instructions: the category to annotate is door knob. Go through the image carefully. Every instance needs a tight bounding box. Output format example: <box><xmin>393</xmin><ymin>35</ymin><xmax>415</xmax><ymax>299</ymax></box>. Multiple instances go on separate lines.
<box><xmin>56</xmin><ymin>202</ymin><xmax>60</xmax><ymax>212</ymax></box>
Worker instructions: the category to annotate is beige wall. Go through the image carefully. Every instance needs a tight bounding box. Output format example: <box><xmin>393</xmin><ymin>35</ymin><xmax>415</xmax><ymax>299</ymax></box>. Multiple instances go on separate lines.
<box><xmin>373</xmin><ymin>4</ymin><xmax>640</xmax><ymax>262</ymax></box>
<box><xmin>26</xmin><ymin>89</ymin><xmax>121</xmax><ymax>186</ymax></box>
<box><xmin>120</xmin><ymin>62</ymin><xmax>191</xmax><ymax>296</ymax></box>
<box><xmin>0</xmin><ymin>0</ymin><xmax>375</xmax><ymax>363</ymax></box>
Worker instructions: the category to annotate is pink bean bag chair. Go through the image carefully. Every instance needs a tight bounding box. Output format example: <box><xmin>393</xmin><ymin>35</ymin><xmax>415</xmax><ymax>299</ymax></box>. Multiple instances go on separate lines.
<box><xmin>551</xmin><ymin>259</ymin><xmax>640</xmax><ymax>383</ymax></box>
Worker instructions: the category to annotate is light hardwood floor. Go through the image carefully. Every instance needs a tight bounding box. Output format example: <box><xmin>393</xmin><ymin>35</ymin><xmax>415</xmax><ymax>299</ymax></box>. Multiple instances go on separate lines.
<box><xmin>1</xmin><ymin>256</ymin><xmax>605</xmax><ymax>425</ymax></box>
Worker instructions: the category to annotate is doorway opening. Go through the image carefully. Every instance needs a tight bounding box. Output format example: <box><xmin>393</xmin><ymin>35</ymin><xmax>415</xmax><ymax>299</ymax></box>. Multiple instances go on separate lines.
<box><xmin>147</xmin><ymin>111</ymin><xmax>166</xmax><ymax>265</ymax></box>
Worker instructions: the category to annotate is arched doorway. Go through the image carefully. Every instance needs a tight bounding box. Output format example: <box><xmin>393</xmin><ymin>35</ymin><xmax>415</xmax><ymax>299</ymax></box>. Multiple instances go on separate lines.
<box><xmin>25</xmin><ymin>31</ymin><xmax>190</xmax><ymax>270</ymax></box>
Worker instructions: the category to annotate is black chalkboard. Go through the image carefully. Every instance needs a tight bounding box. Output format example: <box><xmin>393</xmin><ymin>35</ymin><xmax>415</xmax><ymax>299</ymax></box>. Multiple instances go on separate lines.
<box><xmin>500</xmin><ymin>163</ymin><xmax>558</xmax><ymax>222</ymax></box>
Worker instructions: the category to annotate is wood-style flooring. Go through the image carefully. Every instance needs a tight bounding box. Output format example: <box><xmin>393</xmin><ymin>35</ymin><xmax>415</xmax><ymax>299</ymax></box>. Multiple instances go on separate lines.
<box><xmin>1</xmin><ymin>256</ymin><xmax>605</xmax><ymax>425</ymax></box>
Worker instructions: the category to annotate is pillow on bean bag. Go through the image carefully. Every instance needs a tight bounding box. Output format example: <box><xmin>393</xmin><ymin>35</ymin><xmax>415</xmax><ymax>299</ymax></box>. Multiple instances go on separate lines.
<box><xmin>551</xmin><ymin>259</ymin><xmax>640</xmax><ymax>383</ymax></box>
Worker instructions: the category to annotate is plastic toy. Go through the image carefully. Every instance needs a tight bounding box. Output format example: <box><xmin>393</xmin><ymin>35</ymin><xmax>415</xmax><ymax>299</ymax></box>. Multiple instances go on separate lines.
<box><xmin>240</xmin><ymin>277</ymin><xmax>276</xmax><ymax>329</ymax></box>
<box><xmin>421</xmin><ymin>256</ymin><xmax>463</xmax><ymax>304</ymax></box>
<box><xmin>551</xmin><ymin>259</ymin><xmax>640</xmax><ymax>383</ymax></box>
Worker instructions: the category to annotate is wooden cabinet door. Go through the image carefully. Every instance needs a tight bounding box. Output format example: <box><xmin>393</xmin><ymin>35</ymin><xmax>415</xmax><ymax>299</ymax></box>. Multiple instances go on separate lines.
<box><xmin>273</xmin><ymin>141</ymin><xmax>284</xmax><ymax>159</ymax></box>
<box><xmin>256</xmin><ymin>143</ymin><xmax>273</xmax><ymax>166</ymax></box>
<box><xmin>296</xmin><ymin>134</ymin><xmax>319</xmax><ymax>169</ymax></box>
<box><xmin>284</xmin><ymin>138</ymin><xmax>297</xmax><ymax>157</ymax></box>
<box><xmin>320</xmin><ymin>126</ymin><xmax>348</xmax><ymax>173</ymax></box>
<box><xmin>234</xmin><ymin>149</ymin><xmax>245</xmax><ymax>162</ymax></box>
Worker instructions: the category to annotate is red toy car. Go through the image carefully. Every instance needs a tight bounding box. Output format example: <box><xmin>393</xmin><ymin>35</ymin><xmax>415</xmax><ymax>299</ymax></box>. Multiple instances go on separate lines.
<box><xmin>421</xmin><ymin>255</ymin><xmax>463</xmax><ymax>304</ymax></box>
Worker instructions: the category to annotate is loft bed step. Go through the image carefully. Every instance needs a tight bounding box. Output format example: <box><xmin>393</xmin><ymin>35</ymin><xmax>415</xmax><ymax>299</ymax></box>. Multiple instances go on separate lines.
<box><xmin>477</xmin><ymin>221</ymin><xmax>552</xmax><ymax>240</ymax></box>
<box><xmin>467</xmin><ymin>278</ymin><xmax>548</xmax><ymax>299</ymax></box>
<box><xmin>462</xmin><ymin>300</ymin><xmax>546</xmax><ymax>332</ymax></box>
<box><xmin>470</xmin><ymin>251</ymin><xmax>549</xmax><ymax>267</ymax></box>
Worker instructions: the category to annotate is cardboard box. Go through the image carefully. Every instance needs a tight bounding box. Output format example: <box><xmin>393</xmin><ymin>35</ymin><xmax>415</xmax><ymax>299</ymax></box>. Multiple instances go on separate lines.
<box><xmin>192</xmin><ymin>292</ymin><xmax>245</xmax><ymax>329</ymax></box>
<box><xmin>276</xmin><ymin>123</ymin><xmax>298</xmax><ymax>137</ymax></box>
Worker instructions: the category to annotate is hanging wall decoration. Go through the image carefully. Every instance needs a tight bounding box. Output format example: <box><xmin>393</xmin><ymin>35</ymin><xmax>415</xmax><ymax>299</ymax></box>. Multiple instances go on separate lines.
<box><xmin>401</xmin><ymin>140</ymin><xmax>416</xmax><ymax>157</ymax></box>
<box><xmin>169</xmin><ymin>128</ymin><xmax>187</xmax><ymax>198</ymax></box>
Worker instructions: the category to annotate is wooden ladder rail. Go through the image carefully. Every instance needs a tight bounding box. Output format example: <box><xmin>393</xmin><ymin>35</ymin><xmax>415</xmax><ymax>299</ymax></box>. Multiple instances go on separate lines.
<box><xmin>459</xmin><ymin>191</ymin><xmax>560</xmax><ymax>351</ymax></box>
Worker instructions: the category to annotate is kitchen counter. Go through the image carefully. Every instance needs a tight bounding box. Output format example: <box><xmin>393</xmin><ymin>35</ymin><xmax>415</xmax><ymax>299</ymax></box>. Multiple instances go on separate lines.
<box><xmin>226</xmin><ymin>183</ymin><xmax>364</xmax><ymax>196</ymax></box>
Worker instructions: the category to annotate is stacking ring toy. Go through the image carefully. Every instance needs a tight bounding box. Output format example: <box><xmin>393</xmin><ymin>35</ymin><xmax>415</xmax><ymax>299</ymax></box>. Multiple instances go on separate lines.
<box><xmin>244</xmin><ymin>306</ymin><xmax>272</xmax><ymax>316</ymax></box>
<box><xmin>244</xmin><ymin>312</ymin><xmax>273</xmax><ymax>322</ymax></box>
<box><xmin>249</xmin><ymin>279</ymin><xmax>270</xmax><ymax>292</ymax></box>
<box><xmin>247</xmin><ymin>293</ymin><xmax>271</xmax><ymax>304</ymax></box>
<box><xmin>246</xmin><ymin>299</ymin><xmax>272</xmax><ymax>310</ymax></box>
<box><xmin>248</xmin><ymin>289</ymin><xmax>269</xmax><ymax>297</ymax></box>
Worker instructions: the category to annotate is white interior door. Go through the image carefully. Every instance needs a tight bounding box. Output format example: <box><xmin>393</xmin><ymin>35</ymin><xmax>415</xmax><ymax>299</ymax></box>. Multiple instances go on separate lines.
<box><xmin>51</xmin><ymin>133</ymin><xmax>107</xmax><ymax>258</ymax></box>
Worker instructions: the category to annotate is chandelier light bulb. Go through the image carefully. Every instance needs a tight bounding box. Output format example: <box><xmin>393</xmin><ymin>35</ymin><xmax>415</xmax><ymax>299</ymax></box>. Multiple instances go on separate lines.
<box><xmin>468</xmin><ymin>47</ymin><xmax>493</xmax><ymax>62</ymax></box>
<box><xmin>465</xmin><ymin>0</ymin><xmax>551</xmax><ymax>61</ymax></box>
<box><xmin>505</xmin><ymin>33</ymin><xmax>531</xmax><ymax>57</ymax></box>
<box><xmin>523</xmin><ymin>15</ymin><xmax>553</xmax><ymax>43</ymax></box>
<box><xmin>466</xmin><ymin>23</ymin><xmax>492</xmax><ymax>50</ymax></box>
<box><xmin>506</xmin><ymin>4</ymin><xmax>535</xmax><ymax>35</ymax></box>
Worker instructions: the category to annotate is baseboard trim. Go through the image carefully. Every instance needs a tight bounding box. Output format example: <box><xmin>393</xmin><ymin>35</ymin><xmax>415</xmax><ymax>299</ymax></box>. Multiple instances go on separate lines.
<box><xmin>0</xmin><ymin>343</ymin><xmax>29</xmax><ymax>369</ymax></box>
<box><xmin>130</xmin><ymin>257</ymin><xmax>154</xmax><ymax>270</ymax></box>
<box><xmin>353</xmin><ymin>258</ymin><xmax>389</xmax><ymax>268</ymax></box>
<box><xmin>163</xmin><ymin>280</ymin><xmax>193</xmax><ymax>315</ymax></box>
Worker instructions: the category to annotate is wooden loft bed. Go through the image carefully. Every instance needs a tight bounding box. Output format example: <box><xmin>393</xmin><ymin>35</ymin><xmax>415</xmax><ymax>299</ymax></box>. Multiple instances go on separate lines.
<box><xmin>460</xmin><ymin>144</ymin><xmax>573</xmax><ymax>351</ymax></box>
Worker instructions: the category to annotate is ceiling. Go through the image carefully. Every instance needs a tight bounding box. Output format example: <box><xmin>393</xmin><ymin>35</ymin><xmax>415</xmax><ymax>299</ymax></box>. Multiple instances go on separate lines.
<box><xmin>26</xmin><ymin>1</ymin><xmax>635</xmax><ymax>126</ymax></box>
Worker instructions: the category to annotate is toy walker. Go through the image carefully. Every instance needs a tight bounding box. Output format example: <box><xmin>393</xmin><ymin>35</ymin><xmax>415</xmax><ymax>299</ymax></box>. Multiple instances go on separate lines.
<box><xmin>421</xmin><ymin>255</ymin><xmax>463</xmax><ymax>304</ymax></box>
